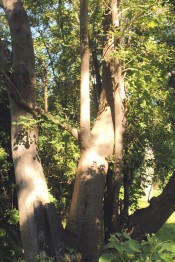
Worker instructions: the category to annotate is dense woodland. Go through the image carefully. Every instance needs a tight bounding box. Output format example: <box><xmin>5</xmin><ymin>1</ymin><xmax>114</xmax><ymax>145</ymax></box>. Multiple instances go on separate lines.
<box><xmin>0</xmin><ymin>0</ymin><xmax>175</xmax><ymax>261</ymax></box>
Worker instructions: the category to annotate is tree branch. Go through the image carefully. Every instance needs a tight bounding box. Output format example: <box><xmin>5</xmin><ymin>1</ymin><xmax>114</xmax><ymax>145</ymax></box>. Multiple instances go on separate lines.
<box><xmin>37</xmin><ymin>29</ymin><xmax>60</xmax><ymax>87</ymax></box>
<box><xmin>3</xmin><ymin>70</ymin><xmax>79</xmax><ymax>140</ymax></box>
<box><xmin>3</xmin><ymin>70</ymin><xmax>38</xmax><ymax>118</ymax></box>
<box><xmin>126</xmin><ymin>171</ymin><xmax>175</xmax><ymax>241</ymax></box>
<box><xmin>39</xmin><ymin>111</ymin><xmax>79</xmax><ymax>141</ymax></box>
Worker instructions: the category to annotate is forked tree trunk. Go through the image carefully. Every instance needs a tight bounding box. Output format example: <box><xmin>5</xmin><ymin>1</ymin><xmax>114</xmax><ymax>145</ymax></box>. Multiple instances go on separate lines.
<box><xmin>2</xmin><ymin>1</ymin><xmax>50</xmax><ymax>261</ymax></box>
<box><xmin>67</xmin><ymin>93</ymin><xmax>114</xmax><ymax>261</ymax></box>
<box><xmin>126</xmin><ymin>171</ymin><xmax>175</xmax><ymax>241</ymax></box>
<box><xmin>67</xmin><ymin>2</ymin><xmax>116</xmax><ymax>260</ymax></box>
<box><xmin>67</xmin><ymin>1</ymin><xmax>126</xmax><ymax>259</ymax></box>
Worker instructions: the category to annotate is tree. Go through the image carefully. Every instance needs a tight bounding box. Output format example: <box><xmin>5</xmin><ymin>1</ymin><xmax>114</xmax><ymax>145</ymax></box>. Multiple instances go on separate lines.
<box><xmin>1</xmin><ymin>0</ymin><xmax>121</xmax><ymax>260</ymax></box>
<box><xmin>117</xmin><ymin>0</ymin><xmax>175</xmax><ymax>240</ymax></box>
<box><xmin>66</xmin><ymin>0</ymin><xmax>129</xmax><ymax>259</ymax></box>
<box><xmin>1</xmin><ymin>1</ymin><xmax>50</xmax><ymax>261</ymax></box>
<box><xmin>67</xmin><ymin>0</ymin><xmax>115</xmax><ymax>259</ymax></box>
<box><xmin>126</xmin><ymin>171</ymin><xmax>175</xmax><ymax>241</ymax></box>
<box><xmin>1</xmin><ymin>0</ymin><xmax>175</xmax><ymax>261</ymax></box>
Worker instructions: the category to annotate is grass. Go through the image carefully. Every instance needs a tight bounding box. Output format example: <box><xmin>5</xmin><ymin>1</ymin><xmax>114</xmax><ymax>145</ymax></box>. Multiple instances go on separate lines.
<box><xmin>156</xmin><ymin>212</ymin><xmax>175</xmax><ymax>242</ymax></box>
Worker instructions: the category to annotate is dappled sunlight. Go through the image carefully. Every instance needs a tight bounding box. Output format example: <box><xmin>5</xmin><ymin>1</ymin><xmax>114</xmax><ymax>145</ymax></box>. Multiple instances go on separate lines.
<box><xmin>14</xmin><ymin>162</ymin><xmax>51</xmax><ymax>260</ymax></box>
<box><xmin>80</xmin><ymin>148</ymin><xmax>108</xmax><ymax>174</ymax></box>
<box><xmin>68</xmin><ymin>103</ymin><xmax>114</xmax><ymax>251</ymax></box>
<box><xmin>81</xmin><ymin>162</ymin><xmax>106</xmax><ymax>182</ymax></box>
<box><xmin>68</xmin><ymin>150</ymin><xmax>107</xmax><ymax>256</ymax></box>
<box><xmin>16</xmin><ymin>164</ymin><xmax>50</xmax><ymax>210</ymax></box>
<box><xmin>92</xmin><ymin>107</ymin><xmax>114</xmax><ymax>158</ymax></box>
<box><xmin>23</xmin><ymin>168</ymin><xmax>49</xmax><ymax>208</ymax></box>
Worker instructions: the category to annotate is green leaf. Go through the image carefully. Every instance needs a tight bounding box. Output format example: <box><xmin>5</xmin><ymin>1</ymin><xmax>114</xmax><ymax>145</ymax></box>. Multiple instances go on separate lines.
<box><xmin>140</xmin><ymin>100</ymin><xmax>146</xmax><ymax>108</ymax></box>
<box><xmin>158</xmin><ymin>252</ymin><xmax>175</xmax><ymax>262</ymax></box>
<box><xmin>122</xmin><ymin>232</ymin><xmax>131</xmax><ymax>240</ymax></box>
<box><xmin>99</xmin><ymin>253</ymin><xmax>116</xmax><ymax>262</ymax></box>
<box><xmin>125</xmin><ymin>239</ymin><xmax>142</xmax><ymax>253</ymax></box>
<box><xmin>158</xmin><ymin>242</ymin><xmax>175</xmax><ymax>253</ymax></box>
<box><xmin>148</xmin><ymin>21</ymin><xmax>157</xmax><ymax>28</ymax></box>
<box><xmin>7</xmin><ymin>209</ymin><xmax>19</xmax><ymax>225</ymax></box>
<box><xmin>0</xmin><ymin>228</ymin><xmax>6</xmax><ymax>238</ymax></box>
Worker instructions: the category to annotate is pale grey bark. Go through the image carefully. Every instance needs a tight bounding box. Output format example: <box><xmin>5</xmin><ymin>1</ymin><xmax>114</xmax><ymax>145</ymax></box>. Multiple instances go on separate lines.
<box><xmin>67</xmin><ymin>1</ymin><xmax>120</xmax><ymax>260</ymax></box>
<box><xmin>67</xmin><ymin>105</ymin><xmax>114</xmax><ymax>261</ymax></box>
<box><xmin>2</xmin><ymin>1</ymin><xmax>50</xmax><ymax>261</ymax></box>
<box><xmin>80</xmin><ymin>0</ymin><xmax>90</xmax><ymax>147</ymax></box>
<box><xmin>110</xmin><ymin>0</ymin><xmax>126</xmax><ymax>232</ymax></box>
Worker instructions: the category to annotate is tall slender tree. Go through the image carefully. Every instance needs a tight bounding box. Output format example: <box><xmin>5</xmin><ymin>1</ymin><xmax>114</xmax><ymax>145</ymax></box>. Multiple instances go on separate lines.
<box><xmin>110</xmin><ymin>0</ymin><xmax>126</xmax><ymax>233</ymax></box>
<box><xmin>2</xmin><ymin>1</ymin><xmax>50</xmax><ymax>261</ymax></box>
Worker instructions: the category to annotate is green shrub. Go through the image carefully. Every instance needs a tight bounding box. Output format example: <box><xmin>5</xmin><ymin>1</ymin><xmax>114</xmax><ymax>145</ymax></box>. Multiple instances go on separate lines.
<box><xmin>99</xmin><ymin>232</ymin><xmax>175</xmax><ymax>262</ymax></box>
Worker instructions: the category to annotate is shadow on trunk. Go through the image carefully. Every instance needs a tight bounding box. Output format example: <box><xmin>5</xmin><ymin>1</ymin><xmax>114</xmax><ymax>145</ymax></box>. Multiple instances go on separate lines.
<box><xmin>25</xmin><ymin>200</ymin><xmax>82</xmax><ymax>261</ymax></box>
<box><xmin>67</xmin><ymin>161</ymin><xmax>108</xmax><ymax>262</ymax></box>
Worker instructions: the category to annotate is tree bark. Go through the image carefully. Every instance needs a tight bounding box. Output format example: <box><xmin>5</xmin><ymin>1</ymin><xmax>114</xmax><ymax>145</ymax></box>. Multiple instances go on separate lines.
<box><xmin>123</xmin><ymin>171</ymin><xmax>130</xmax><ymax>219</ymax></box>
<box><xmin>104</xmin><ymin>162</ymin><xmax>114</xmax><ymax>242</ymax></box>
<box><xmin>67</xmin><ymin>109</ymin><xmax>114</xmax><ymax>261</ymax></box>
<box><xmin>67</xmin><ymin>55</ymin><xmax>114</xmax><ymax>262</ymax></box>
<box><xmin>2</xmin><ymin>1</ymin><xmax>50</xmax><ymax>261</ymax></box>
<box><xmin>112</xmin><ymin>61</ymin><xmax>125</xmax><ymax>232</ymax></box>
<box><xmin>102</xmin><ymin>0</ymin><xmax>126</xmax><ymax>234</ymax></box>
<box><xmin>126</xmin><ymin>171</ymin><xmax>175</xmax><ymax>241</ymax></box>
<box><xmin>43</xmin><ymin>64</ymin><xmax>48</xmax><ymax>113</ymax></box>
<box><xmin>67</xmin><ymin>1</ymin><xmax>127</xmax><ymax>259</ymax></box>
<box><xmin>80</xmin><ymin>0</ymin><xmax>90</xmax><ymax>147</ymax></box>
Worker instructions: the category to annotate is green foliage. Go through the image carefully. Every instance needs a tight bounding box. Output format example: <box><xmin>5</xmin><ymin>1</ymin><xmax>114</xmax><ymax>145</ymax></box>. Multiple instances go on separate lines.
<box><xmin>119</xmin><ymin>0</ymin><xmax>175</xmax><ymax>210</ymax></box>
<box><xmin>99</xmin><ymin>233</ymin><xmax>175</xmax><ymax>262</ymax></box>
<box><xmin>0</xmin><ymin>147</ymin><xmax>8</xmax><ymax>161</ymax></box>
<box><xmin>1</xmin><ymin>0</ymin><xmax>175</xmax><ymax>259</ymax></box>
<box><xmin>13</xmin><ymin>115</ymin><xmax>39</xmax><ymax>130</ymax></box>
<box><xmin>0</xmin><ymin>228</ymin><xmax>6</xmax><ymax>237</ymax></box>
<box><xmin>36</xmin><ymin>255</ymin><xmax>54</xmax><ymax>262</ymax></box>
<box><xmin>39</xmin><ymin>117</ymin><xmax>79</xmax><ymax>218</ymax></box>
<box><xmin>5</xmin><ymin>208</ymin><xmax>19</xmax><ymax>225</ymax></box>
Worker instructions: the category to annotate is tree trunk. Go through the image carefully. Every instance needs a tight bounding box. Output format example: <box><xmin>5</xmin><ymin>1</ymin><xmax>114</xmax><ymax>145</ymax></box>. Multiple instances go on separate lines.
<box><xmin>104</xmin><ymin>162</ymin><xmax>114</xmax><ymax>242</ymax></box>
<box><xmin>67</xmin><ymin>1</ymin><xmax>128</xmax><ymax>259</ymax></box>
<box><xmin>2</xmin><ymin>1</ymin><xmax>50</xmax><ymax>261</ymax></box>
<box><xmin>102</xmin><ymin>0</ymin><xmax>126</xmax><ymax>234</ymax></box>
<box><xmin>67</xmin><ymin>60</ymin><xmax>114</xmax><ymax>261</ymax></box>
<box><xmin>112</xmin><ymin>61</ymin><xmax>125</xmax><ymax>232</ymax></box>
<box><xmin>43</xmin><ymin>63</ymin><xmax>48</xmax><ymax>113</ymax></box>
<box><xmin>67</xmin><ymin>113</ymin><xmax>114</xmax><ymax>261</ymax></box>
<box><xmin>123</xmin><ymin>171</ymin><xmax>130</xmax><ymax>219</ymax></box>
<box><xmin>79</xmin><ymin>0</ymin><xmax>90</xmax><ymax>147</ymax></box>
<box><xmin>126</xmin><ymin>171</ymin><xmax>175</xmax><ymax>241</ymax></box>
